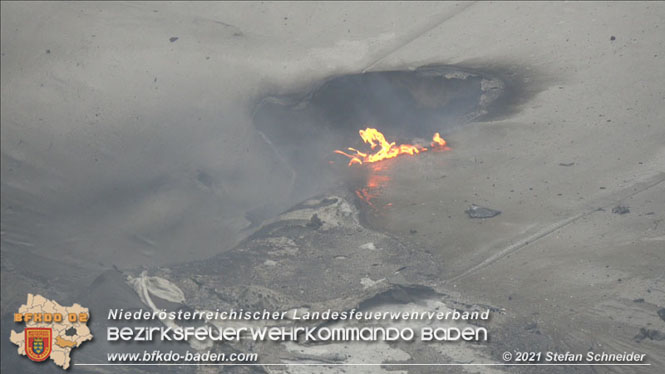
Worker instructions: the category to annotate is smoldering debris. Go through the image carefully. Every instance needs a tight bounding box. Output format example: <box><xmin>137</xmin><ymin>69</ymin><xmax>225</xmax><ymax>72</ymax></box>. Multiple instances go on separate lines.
<box><xmin>633</xmin><ymin>328</ymin><xmax>665</xmax><ymax>342</ymax></box>
<box><xmin>69</xmin><ymin>192</ymin><xmax>507</xmax><ymax>373</ymax></box>
<box><xmin>465</xmin><ymin>204</ymin><xmax>501</xmax><ymax>219</ymax></box>
<box><xmin>658</xmin><ymin>308</ymin><xmax>665</xmax><ymax>322</ymax></box>
<box><xmin>306</xmin><ymin>213</ymin><xmax>323</xmax><ymax>229</ymax></box>
<box><xmin>612</xmin><ymin>205</ymin><xmax>630</xmax><ymax>215</ymax></box>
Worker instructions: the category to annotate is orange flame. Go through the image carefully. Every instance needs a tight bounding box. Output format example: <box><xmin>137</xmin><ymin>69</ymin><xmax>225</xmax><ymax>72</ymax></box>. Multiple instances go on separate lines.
<box><xmin>334</xmin><ymin>128</ymin><xmax>447</xmax><ymax>166</ymax></box>
<box><xmin>432</xmin><ymin>132</ymin><xmax>446</xmax><ymax>147</ymax></box>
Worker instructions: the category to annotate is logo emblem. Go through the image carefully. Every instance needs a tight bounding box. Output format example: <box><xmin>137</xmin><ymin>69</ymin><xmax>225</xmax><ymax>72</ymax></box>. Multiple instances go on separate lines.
<box><xmin>25</xmin><ymin>328</ymin><xmax>52</xmax><ymax>362</ymax></box>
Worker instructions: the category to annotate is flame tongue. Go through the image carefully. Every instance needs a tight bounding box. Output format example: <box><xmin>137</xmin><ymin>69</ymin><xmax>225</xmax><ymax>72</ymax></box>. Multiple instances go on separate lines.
<box><xmin>335</xmin><ymin>128</ymin><xmax>447</xmax><ymax>166</ymax></box>
<box><xmin>432</xmin><ymin>132</ymin><xmax>446</xmax><ymax>147</ymax></box>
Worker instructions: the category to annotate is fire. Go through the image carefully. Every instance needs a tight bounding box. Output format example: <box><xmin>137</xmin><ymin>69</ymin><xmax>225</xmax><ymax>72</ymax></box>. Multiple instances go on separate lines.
<box><xmin>334</xmin><ymin>128</ymin><xmax>447</xmax><ymax>166</ymax></box>
<box><xmin>355</xmin><ymin>164</ymin><xmax>390</xmax><ymax>207</ymax></box>
<box><xmin>432</xmin><ymin>132</ymin><xmax>446</xmax><ymax>147</ymax></box>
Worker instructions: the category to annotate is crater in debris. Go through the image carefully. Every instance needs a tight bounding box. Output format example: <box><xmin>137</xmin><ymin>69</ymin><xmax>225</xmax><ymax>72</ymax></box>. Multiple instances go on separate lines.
<box><xmin>253</xmin><ymin>65</ymin><xmax>521</xmax><ymax>202</ymax></box>
<box><xmin>255</xmin><ymin>66</ymin><xmax>505</xmax><ymax>158</ymax></box>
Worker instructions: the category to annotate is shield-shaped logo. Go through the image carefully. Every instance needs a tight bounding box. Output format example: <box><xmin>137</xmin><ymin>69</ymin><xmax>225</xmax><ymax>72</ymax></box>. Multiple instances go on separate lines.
<box><xmin>25</xmin><ymin>328</ymin><xmax>52</xmax><ymax>362</ymax></box>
